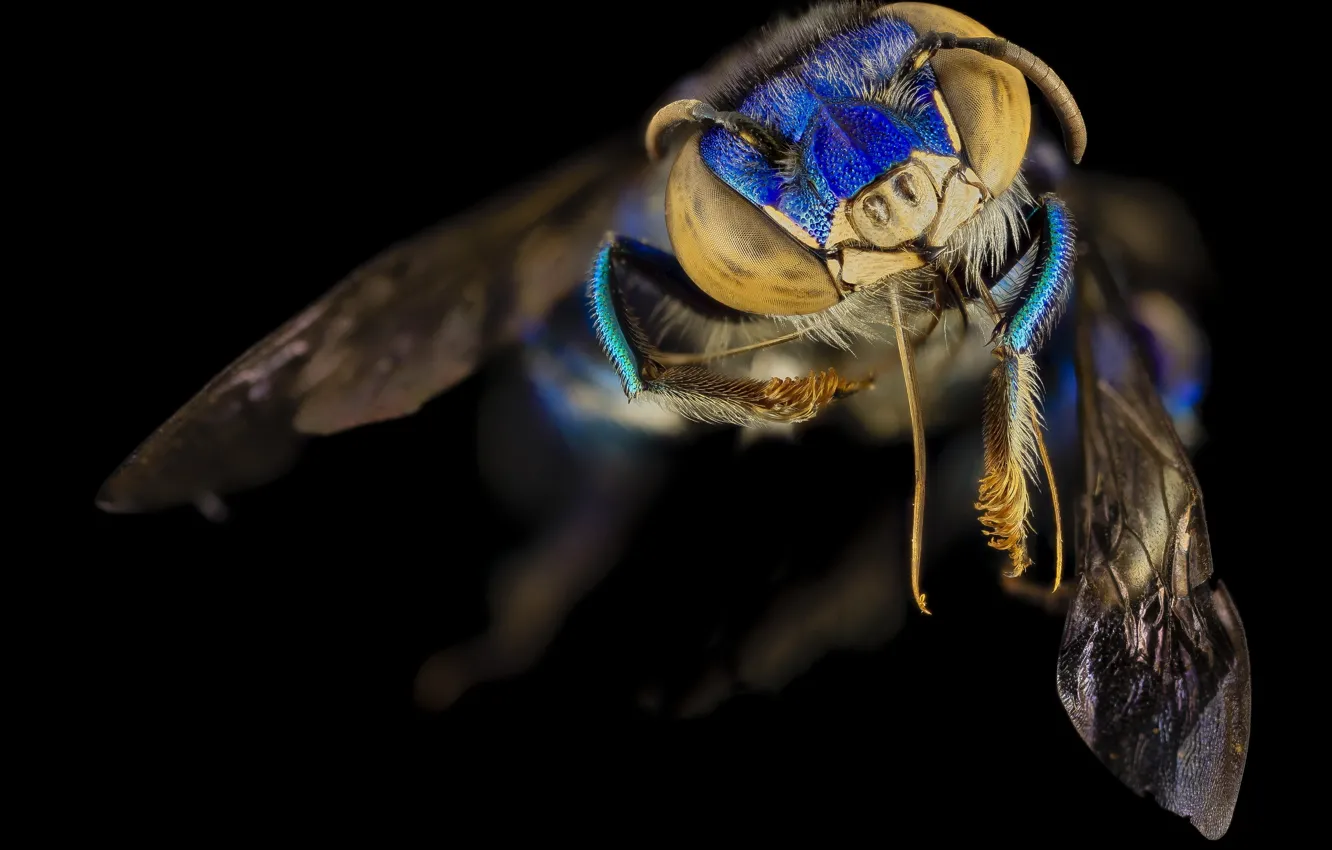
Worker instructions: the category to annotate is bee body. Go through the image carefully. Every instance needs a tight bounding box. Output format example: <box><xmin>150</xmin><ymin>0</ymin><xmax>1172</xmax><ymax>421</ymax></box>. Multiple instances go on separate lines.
<box><xmin>95</xmin><ymin>5</ymin><xmax>1249</xmax><ymax>837</ymax></box>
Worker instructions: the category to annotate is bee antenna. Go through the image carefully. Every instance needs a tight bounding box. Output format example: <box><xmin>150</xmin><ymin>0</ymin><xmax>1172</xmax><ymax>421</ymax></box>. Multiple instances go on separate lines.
<box><xmin>645</xmin><ymin>99</ymin><xmax>785</xmax><ymax>162</ymax></box>
<box><xmin>918</xmin><ymin>32</ymin><xmax>1086</xmax><ymax>165</ymax></box>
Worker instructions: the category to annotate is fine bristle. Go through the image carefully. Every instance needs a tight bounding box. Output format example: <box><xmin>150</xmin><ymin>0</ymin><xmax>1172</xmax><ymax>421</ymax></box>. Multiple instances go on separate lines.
<box><xmin>976</xmin><ymin>350</ymin><xmax>1042</xmax><ymax>574</ymax></box>
<box><xmin>698</xmin><ymin>2</ymin><xmax>881</xmax><ymax>110</ymax></box>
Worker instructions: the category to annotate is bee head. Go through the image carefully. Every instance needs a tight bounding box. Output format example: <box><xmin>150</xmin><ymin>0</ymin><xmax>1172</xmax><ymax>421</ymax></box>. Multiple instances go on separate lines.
<box><xmin>644</xmin><ymin>5</ymin><xmax>1085</xmax><ymax>313</ymax></box>
<box><xmin>646</xmin><ymin>98</ymin><xmax>989</xmax><ymax>303</ymax></box>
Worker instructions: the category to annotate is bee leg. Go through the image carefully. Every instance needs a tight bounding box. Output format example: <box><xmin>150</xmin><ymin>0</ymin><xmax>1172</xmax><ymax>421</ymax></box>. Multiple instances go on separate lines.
<box><xmin>588</xmin><ymin>234</ymin><xmax>869</xmax><ymax>426</ymax></box>
<box><xmin>1000</xmin><ymin>573</ymin><xmax>1074</xmax><ymax>616</ymax></box>
<box><xmin>977</xmin><ymin>195</ymin><xmax>1076</xmax><ymax>590</ymax></box>
<box><xmin>413</xmin><ymin>361</ymin><xmax>668</xmax><ymax>712</ymax></box>
<box><xmin>414</xmin><ymin>454</ymin><xmax>661</xmax><ymax>711</ymax></box>
<box><xmin>674</xmin><ymin>502</ymin><xmax>908</xmax><ymax>719</ymax></box>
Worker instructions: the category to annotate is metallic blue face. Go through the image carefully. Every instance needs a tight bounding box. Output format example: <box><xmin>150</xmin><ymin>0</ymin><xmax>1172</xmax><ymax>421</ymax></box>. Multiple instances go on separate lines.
<box><xmin>698</xmin><ymin>17</ymin><xmax>955</xmax><ymax>246</ymax></box>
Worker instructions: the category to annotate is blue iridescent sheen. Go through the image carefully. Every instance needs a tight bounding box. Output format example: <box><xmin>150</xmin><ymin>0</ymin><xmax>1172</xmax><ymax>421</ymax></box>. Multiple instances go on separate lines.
<box><xmin>1166</xmin><ymin>378</ymin><xmax>1204</xmax><ymax>419</ymax></box>
<box><xmin>1137</xmin><ymin>318</ymin><xmax>1207</xmax><ymax>419</ymax></box>
<box><xmin>530</xmin><ymin>339</ymin><xmax>658</xmax><ymax>451</ymax></box>
<box><xmin>1047</xmin><ymin>357</ymin><xmax>1080</xmax><ymax>447</ymax></box>
<box><xmin>1006</xmin><ymin>198</ymin><xmax>1076</xmax><ymax>353</ymax></box>
<box><xmin>698</xmin><ymin>17</ymin><xmax>955</xmax><ymax>245</ymax></box>
<box><xmin>1046</xmin><ymin>320</ymin><xmax>1207</xmax><ymax>450</ymax></box>
<box><xmin>587</xmin><ymin>240</ymin><xmax>642</xmax><ymax>396</ymax></box>
<box><xmin>810</xmin><ymin>102</ymin><xmax>916</xmax><ymax>197</ymax></box>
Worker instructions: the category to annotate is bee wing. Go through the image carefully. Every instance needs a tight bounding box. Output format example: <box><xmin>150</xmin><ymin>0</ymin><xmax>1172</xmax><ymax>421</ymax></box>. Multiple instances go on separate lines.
<box><xmin>1059</xmin><ymin>171</ymin><xmax>1212</xmax><ymax>298</ymax></box>
<box><xmin>1057</xmin><ymin>246</ymin><xmax>1250</xmax><ymax>840</ymax></box>
<box><xmin>97</xmin><ymin>137</ymin><xmax>644</xmax><ymax>515</ymax></box>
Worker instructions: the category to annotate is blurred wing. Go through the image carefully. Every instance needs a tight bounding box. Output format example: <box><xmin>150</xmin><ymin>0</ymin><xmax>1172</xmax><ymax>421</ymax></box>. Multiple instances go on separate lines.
<box><xmin>1059</xmin><ymin>171</ymin><xmax>1212</xmax><ymax>298</ymax></box>
<box><xmin>1029</xmin><ymin>134</ymin><xmax>1212</xmax><ymax>300</ymax></box>
<box><xmin>98</xmin><ymin>137</ymin><xmax>644</xmax><ymax>514</ymax></box>
<box><xmin>1057</xmin><ymin>245</ymin><xmax>1250</xmax><ymax>840</ymax></box>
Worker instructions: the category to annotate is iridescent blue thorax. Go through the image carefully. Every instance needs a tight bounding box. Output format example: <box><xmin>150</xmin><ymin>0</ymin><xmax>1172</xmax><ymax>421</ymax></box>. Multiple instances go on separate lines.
<box><xmin>699</xmin><ymin>17</ymin><xmax>955</xmax><ymax>246</ymax></box>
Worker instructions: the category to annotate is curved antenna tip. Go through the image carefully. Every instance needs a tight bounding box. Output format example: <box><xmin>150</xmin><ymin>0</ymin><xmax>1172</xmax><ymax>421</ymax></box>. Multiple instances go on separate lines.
<box><xmin>645</xmin><ymin>99</ymin><xmax>704</xmax><ymax>161</ymax></box>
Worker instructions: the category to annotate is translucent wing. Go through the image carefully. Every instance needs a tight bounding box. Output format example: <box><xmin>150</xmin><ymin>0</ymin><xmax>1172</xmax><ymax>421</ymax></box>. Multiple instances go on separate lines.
<box><xmin>1059</xmin><ymin>171</ymin><xmax>1212</xmax><ymax>298</ymax></box>
<box><xmin>1058</xmin><ymin>246</ymin><xmax>1250</xmax><ymax>839</ymax></box>
<box><xmin>97</xmin><ymin>137</ymin><xmax>644</xmax><ymax>514</ymax></box>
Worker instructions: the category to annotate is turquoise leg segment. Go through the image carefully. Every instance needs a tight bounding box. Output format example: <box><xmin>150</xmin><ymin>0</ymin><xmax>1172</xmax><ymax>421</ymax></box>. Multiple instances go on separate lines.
<box><xmin>587</xmin><ymin>235</ymin><xmax>690</xmax><ymax>398</ymax></box>
<box><xmin>587</xmin><ymin>237</ymin><xmax>643</xmax><ymax>397</ymax></box>
<box><xmin>999</xmin><ymin>194</ymin><xmax>1077</xmax><ymax>355</ymax></box>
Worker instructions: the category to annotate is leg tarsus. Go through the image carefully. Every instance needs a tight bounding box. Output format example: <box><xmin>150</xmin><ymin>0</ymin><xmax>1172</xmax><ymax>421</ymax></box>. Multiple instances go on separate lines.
<box><xmin>1001</xmin><ymin>572</ymin><xmax>1074</xmax><ymax>616</ymax></box>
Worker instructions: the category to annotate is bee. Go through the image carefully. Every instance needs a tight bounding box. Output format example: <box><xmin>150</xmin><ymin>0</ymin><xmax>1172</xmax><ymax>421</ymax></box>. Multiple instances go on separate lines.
<box><xmin>94</xmin><ymin>2</ymin><xmax>1249</xmax><ymax>838</ymax></box>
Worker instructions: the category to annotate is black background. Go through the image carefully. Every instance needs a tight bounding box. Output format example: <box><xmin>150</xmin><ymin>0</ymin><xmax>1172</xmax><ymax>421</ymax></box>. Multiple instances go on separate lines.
<box><xmin>85</xmin><ymin>2</ymin><xmax>1285</xmax><ymax>842</ymax></box>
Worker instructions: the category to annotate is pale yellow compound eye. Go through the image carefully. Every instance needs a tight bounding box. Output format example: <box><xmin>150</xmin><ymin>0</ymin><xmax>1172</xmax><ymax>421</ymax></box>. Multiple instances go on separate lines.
<box><xmin>847</xmin><ymin>163</ymin><xmax>940</xmax><ymax>249</ymax></box>
<box><xmin>664</xmin><ymin>132</ymin><xmax>841</xmax><ymax>316</ymax></box>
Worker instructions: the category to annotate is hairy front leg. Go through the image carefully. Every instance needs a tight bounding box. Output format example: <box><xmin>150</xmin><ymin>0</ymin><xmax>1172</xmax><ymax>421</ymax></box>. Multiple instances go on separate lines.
<box><xmin>978</xmin><ymin>194</ymin><xmax>1077</xmax><ymax>589</ymax></box>
<box><xmin>587</xmin><ymin>235</ymin><xmax>869</xmax><ymax>426</ymax></box>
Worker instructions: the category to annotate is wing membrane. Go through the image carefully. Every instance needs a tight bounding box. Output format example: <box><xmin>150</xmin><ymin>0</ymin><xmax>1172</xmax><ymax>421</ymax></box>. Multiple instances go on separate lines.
<box><xmin>1057</xmin><ymin>246</ymin><xmax>1250</xmax><ymax>839</ymax></box>
<box><xmin>97</xmin><ymin>137</ymin><xmax>644</xmax><ymax>514</ymax></box>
